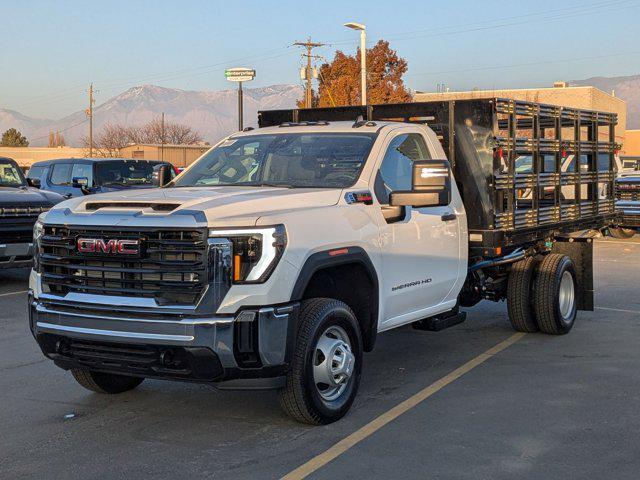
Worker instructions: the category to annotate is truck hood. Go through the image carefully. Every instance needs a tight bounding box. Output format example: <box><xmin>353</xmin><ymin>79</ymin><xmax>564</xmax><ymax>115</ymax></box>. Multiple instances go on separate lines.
<box><xmin>0</xmin><ymin>186</ymin><xmax>64</xmax><ymax>206</ymax></box>
<box><xmin>48</xmin><ymin>186</ymin><xmax>343</xmax><ymax>226</ymax></box>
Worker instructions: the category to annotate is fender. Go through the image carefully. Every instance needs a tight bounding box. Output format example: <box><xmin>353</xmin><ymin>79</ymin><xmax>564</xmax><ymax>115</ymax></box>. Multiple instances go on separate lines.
<box><xmin>290</xmin><ymin>246</ymin><xmax>379</xmax><ymax>351</ymax></box>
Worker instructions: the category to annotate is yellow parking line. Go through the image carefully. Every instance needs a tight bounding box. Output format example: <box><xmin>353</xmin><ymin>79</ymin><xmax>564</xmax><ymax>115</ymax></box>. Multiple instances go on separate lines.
<box><xmin>282</xmin><ymin>332</ymin><xmax>526</xmax><ymax>480</ymax></box>
<box><xmin>0</xmin><ymin>290</ymin><xmax>27</xmax><ymax>297</ymax></box>
<box><xmin>596</xmin><ymin>306</ymin><xmax>640</xmax><ymax>315</ymax></box>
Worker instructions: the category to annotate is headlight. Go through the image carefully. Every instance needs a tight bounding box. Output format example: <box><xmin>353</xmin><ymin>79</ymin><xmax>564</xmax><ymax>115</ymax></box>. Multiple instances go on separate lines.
<box><xmin>209</xmin><ymin>225</ymin><xmax>286</xmax><ymax>283</ymax></box>
<box><xmin>33</xmin><ymin>216</ymin><xmax>45</xmax><ymax>272</ymax></box>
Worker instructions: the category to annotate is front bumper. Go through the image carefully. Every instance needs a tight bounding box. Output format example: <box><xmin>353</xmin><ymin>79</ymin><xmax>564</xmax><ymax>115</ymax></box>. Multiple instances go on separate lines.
<box><xmin>0</xmin><ymin>242</ymin><xmax>33</xmax><ymax>269</ymax></box>
<box><xmin>30</xmin><ymin>295</ymin><xmax>298</xmax><ymax>386</ymax></box>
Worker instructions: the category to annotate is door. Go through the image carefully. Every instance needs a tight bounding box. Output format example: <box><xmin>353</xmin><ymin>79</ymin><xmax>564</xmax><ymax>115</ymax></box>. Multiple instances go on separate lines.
<box><xmin>374</xmin><ymin>130</ymin><xmax>461</xmax><ymax>329</ymax></box>
<box><xmin>71</xmin><ymin>163</ymin><xmax>95</xmax><ymax>194</ymax></box>
<box><xmin>48</xmin><ymin>162</ymin><xmax>75</xmax><ymax>197</ymax></box>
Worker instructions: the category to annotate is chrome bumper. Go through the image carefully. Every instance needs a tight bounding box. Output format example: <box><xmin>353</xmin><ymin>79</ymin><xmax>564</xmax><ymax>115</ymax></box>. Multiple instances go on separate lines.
<box><xmin>30</xmin><ymin>296</ymin><xmax>297</xmax><ymax>382</ymax></box>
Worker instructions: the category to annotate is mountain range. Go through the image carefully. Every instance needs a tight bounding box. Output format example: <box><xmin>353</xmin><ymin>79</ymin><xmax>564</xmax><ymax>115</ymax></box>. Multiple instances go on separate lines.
<box><xmin>572</xmin><ymin>74</ymin><xmax>640</xmax><ymax>130</ymax></box>
<box><xmin>0</xmin><ymin>84</ymin><xmax>303</xmax><ymax>147</ymax></box>
<box><xmin>1</xmin><ymin>75</ymin><xmax>639</xmax><ymax>147</ymax></box>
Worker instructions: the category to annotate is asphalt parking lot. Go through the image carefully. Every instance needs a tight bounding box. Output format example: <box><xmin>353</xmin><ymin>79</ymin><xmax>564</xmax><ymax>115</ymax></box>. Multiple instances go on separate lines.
<box><xmin>1</xmin><ymin>237</ymin><xmax>639</xmax><ymax>479</ymax></box>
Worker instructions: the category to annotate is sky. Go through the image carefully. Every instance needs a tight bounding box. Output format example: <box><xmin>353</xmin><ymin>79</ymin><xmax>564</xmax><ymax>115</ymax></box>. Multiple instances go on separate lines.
<box><xmin>1</xmin><ymin>0</ymin><xmax>639</xmax><ymax>119</ymax></box>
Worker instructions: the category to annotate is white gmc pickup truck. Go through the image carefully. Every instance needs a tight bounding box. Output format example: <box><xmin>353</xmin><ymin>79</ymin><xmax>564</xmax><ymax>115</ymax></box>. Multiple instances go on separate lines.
<box><xmin>29</xmin><ymin>100</ymin><xmax>616</xmax><ymax>424</ymax></box>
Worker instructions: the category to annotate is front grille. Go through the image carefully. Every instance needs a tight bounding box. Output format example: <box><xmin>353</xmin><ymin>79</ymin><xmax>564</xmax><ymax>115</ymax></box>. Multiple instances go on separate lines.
<box><xmin>40</xmin><ymin>226</ymin><xmax>213</xmax><ymax>305</ymax></box>
<box><xmin>616</xmin><ymin>183</ymin><xmax>640</xmax><ymax>201</ymax></box>
<box><xmin>0</xmin><ymin>213</ymin><xmax>40</xmax><ymax>244</ymax></box>
<box><xmin>617</xmin><ymin>190</ymin><xmax>640</xmax><ymax>201</ymax></box>
<box><xmin>0</xmin><ymin>205</ymin><xmax>50</xmax><ymax>216</ymax></box>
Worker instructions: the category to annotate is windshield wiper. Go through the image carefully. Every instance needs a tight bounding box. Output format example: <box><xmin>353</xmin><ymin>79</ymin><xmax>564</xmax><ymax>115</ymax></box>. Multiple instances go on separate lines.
<box><xmin>250</xmin><ymin>182</ymin><xmax>294</xmax><ymax>189</ymax></box>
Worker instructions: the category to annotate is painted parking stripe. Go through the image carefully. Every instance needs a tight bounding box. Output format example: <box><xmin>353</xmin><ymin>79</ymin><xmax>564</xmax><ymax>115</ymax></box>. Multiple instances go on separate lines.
<box><xmin>282</xmin><ymin>332</ymin><xmax>526</xmax><ymax>480</ymax></box>
<box><xmin>0</xmin><ymin>290</ymin><xmax>28</xmax><ymax>297</ymax></box>
<box><xmin>596</xmin><ymin>306</ymin><xmax>640</xmax><ymax>315</ymax></box>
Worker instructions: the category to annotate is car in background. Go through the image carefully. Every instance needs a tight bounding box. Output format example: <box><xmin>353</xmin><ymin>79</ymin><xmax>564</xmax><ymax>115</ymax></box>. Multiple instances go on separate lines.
<box><xmin>620</xmin><ymin>156</ymin><xmax>640</xmax><ymax>174</ymax></box>
<box><xmin>0</xmin><ymin>157</ymin><xmax>64</xmax><ymax>269</ymax></box>
<box><xmin>612</xmin><ymin>173</ymin><xmax>640</xmax><ymax>238</ymax></box>
<box><xmin>26</xmin><ymin>158</ymin><xmax>176</xmax><ymax>198</ymax></box>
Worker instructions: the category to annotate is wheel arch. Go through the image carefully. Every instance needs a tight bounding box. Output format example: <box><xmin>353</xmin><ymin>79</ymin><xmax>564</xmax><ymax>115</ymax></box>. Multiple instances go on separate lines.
<box><xmin>290</xmin><ymin>246</ymin><xmax>379</xmax><ymax>352</ymax></box>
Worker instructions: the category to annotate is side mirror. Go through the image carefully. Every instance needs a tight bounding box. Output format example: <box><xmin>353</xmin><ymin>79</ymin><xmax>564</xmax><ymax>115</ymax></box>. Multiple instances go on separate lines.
<box><xmin>390</xmin><ymin>160</ymin><xmax>451</xmax><ymax>208</ymax></box>
<box><xmin>27</xmin><ymin>178</ymin><xmax>41</xmax><ymax>188</ymax></box>
<box><xmin>72</xmin><ymin>176</ymin><xmax>89</xmax><ymax>188</ymax></box>
<box><xmin>157</xmin><ymin>165</ymin><xmax>172</xmax><ymax>187</ymax></box>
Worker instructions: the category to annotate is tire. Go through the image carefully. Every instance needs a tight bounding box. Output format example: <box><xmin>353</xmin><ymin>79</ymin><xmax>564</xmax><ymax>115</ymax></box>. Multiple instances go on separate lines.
<box><xmin>507</xmin><ymin>256</ymin><xmax>539</xmax><ymax>332</ymax></box>
<box><xmin>609</xmin><ymin>227</ymin><xmax>636</xmax><ymax>239</ymax></box>
<box><xmin>279</xmin><ymin>298</ymin><xmax>363</xmax><ymax>425</ymax></box>
<box><xmin>71</xmin><ymin>368</ymin><xmax>144</xmax><ymax>394</ymax></box>
<box><xmin>534</xmin><ymin>254</ymin><xmax>577</xmax><ymax>335</ymax></box>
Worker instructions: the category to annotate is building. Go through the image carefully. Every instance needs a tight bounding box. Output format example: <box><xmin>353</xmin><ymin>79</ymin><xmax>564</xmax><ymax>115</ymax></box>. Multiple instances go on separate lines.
<box><xmin>414</xmin><ymin>84</ymin><xmax>627</xmax><ymax>144</ymax></box>
<box><xmin>620</xmin><ymin>129</ymin><xmax>640</xmax><ymax>157</ymax></box>
<box><xmin>0</xmin><ymin>146</ymin><xmax>85</xmax><ymax>168</ymax></box>
<box><xmin>118</xmin><ymin>144</ymin><xmax>211</xmax><ymax>168</ymax></box>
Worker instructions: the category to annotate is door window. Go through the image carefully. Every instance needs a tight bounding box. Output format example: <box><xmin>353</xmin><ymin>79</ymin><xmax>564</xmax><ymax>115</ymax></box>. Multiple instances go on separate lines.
<box><xmin>375</xmin><ymin>133</ymin><xmax>430</xmax><ymax>204</ymax></box>
<box><xmin>71</xmin><ymin>163</ymin><xmax>93</xmax><ymax>185</ymax></box>
<box><xmin>27</xmin><ymin>165</ymin><xmax>46</xmax><ymax>180</ymax></box>
<box><xmin>50</xmin><ymin>163</ymin><xmax>73</xmax><ymax>185</ymax></box>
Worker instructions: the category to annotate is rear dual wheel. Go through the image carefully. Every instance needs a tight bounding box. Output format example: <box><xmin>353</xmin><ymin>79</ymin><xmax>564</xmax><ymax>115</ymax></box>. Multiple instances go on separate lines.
<box><xmin>507</xmin><ymin>253</ymin><xmax>577</xmax><ymax>335</ymax></box>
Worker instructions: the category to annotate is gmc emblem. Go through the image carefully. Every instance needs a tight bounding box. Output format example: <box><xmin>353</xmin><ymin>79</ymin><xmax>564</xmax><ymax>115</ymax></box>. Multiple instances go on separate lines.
<box><xmin>77</xmin><ymin>238</ymin><xmax>141</xmax><ymax>255</ymax></box>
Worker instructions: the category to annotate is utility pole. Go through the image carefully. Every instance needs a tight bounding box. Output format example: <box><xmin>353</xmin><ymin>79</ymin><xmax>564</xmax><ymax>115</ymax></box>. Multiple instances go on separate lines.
<box><xmin>161</xmin><ymin>112</ymin><xmax>165</xmax><ymax>161</ymax></box>
<box><xmin>294</xmin><ymin>39</ymin><xmax>324</xmax><ymax>108</ymax></box>
<box><xmin>86</xmin><ymin>83</ymin><xmax>95</xmax><ymax>157</ymax></box>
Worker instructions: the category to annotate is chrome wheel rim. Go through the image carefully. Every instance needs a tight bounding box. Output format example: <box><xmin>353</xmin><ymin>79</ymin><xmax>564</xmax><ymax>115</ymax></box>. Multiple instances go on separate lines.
<box><xmin>558</xmin><ymin>270</ymin><xmax>575</xmax><ymax>319</ymax></box>
<box><xmin>312</xmin><ymin>325</ymin><xmax>355</xmax><ymax>401</ymax></box>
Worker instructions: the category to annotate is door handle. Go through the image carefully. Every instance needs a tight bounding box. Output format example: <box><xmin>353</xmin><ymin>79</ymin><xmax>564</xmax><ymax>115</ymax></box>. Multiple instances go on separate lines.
<box><xmin>441</xmin><ymin>212</ymin><xmax>457</xmax><ymax>222</ymax></box>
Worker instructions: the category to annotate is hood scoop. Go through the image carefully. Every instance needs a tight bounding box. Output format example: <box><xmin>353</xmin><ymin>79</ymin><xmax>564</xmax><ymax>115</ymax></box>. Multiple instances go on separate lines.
<box><xmin>84</xmin><ymin>201</ymin><xmax>180</xmax><ymax>212</ymax></box>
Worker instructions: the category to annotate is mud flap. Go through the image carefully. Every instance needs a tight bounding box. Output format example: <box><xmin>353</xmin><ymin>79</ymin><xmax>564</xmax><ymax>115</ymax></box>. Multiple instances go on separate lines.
<box><xmin>552</xmin><ymin>238</ymin><xmax>594</xmax><ymax>311</ymax></box>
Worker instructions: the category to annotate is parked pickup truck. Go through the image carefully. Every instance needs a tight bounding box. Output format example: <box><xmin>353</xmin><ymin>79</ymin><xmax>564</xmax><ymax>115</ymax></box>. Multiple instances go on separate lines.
<box><xmin>29</xmin><ymin>99</ymin><xmax>617</xmax><ymax>424</ymax></box>
<box><xmin>611</xmin><ymin>173</ymin><xmax>640</xmax><ymax>238</ymax></box>
<box><xmin>0</xmin><ymin>157</ymin><xmax>63</xmax><ymax>269</ymax></box>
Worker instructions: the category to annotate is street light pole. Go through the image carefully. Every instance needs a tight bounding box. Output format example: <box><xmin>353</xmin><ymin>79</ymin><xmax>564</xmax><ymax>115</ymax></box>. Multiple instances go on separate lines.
<box><xmin>344</xmin><ymin>22</ymin><xmax>367</xmax><ymax>106</ymax></box>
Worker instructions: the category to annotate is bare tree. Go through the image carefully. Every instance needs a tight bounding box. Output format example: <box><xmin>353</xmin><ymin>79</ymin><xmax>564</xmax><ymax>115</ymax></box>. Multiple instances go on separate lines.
<box><xmin>81</xmin><ymin>123</ymin><xmax>131</xmax><ymax>157</ymax></box>
<box><xmin>141</xmin><ymin>117</ymin><xmax>203</xmax><ymax>145</ymax></box>
<box><xmin>83</xmin><ymin>119</ymin><xmax>203</xmax><ymax>156</ymax></box>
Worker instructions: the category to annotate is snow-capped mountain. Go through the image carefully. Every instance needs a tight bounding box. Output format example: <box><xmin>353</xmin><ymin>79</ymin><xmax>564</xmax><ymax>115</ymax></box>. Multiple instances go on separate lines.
<box><xmin>572</xmin><ymin>74</ymin><xmax>640</xmax><ymax>129</ymax></box>
<box><xmin>1</xmin><ymin>84</ymin><xmax>303</xmax><ymax>146</ymax></box>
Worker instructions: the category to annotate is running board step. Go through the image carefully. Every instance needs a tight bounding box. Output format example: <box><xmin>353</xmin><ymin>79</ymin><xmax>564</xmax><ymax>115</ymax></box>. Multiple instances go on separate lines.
<box><xmin>412</xmin><ymin>310</ymin><xmax>467</xmax><ymax>332</ymax></box>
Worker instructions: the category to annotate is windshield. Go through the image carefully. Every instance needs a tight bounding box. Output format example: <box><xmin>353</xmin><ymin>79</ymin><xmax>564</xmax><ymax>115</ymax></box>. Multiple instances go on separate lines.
<box><xmin>172</xmin><ymin>133</ymin><xmax>376</xmax><ymax>188</ymax></box>
<box><xmin>0</xmin><ymin>161</ymin><xmax>26</xmax><ymax>188</ymax></box>
<box><xmin>95</xmin><ymin>161</ymin><xmax>159</xmax><ymax>187</ymax></box>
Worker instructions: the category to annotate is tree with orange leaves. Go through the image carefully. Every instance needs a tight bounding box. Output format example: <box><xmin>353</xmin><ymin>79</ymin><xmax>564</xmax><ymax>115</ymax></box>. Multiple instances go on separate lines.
<box><xmin>298</xmin><ymin>40</ymin><xmax>412</xmax><ymax>108</ymax></box>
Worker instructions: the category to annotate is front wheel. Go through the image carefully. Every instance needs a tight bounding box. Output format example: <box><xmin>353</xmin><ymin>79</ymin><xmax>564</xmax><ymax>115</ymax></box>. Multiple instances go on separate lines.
<box><xmin>279</xmin><ymin>298</ymin><xmax>363</xmax><ymax>425</ymax></box>
<box><xmin>609</xmin><ymin>227</ymin><xmax>636</xmax><ymax>239</ymax></box>
<box><xmin>71</xmin><ymin>368</ymin><xmax>144</xmax><ymax>394</ymax></box>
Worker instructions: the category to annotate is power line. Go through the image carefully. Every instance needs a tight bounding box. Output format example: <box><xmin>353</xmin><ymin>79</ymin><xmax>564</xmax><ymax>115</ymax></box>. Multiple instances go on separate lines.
<box><xmin>28</xmin><ymin>119</ymin><xmax>88</xmax><ymax>143</ymax></box>
<box><xmin>407</xmin><ymin>50</ymin><xmax>640</xmax><ymax>78</ymax></box>
<box><xmin>8</xmin><ymin>46</ymin><xmax>297</xmax><ymax>109</ymax></box>
<box><xmin>325</xmin><ymin>0</ymin><xmax>637</xmax><ymax>46</ymax></box>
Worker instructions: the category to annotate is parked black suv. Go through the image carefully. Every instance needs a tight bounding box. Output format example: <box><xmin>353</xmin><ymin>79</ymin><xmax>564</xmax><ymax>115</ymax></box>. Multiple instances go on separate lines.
<box><xmin>0</xmin><ymin>157</ymin><xmax>64</xmax><ymax>269</ymax></box>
